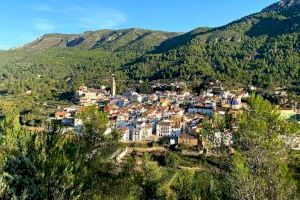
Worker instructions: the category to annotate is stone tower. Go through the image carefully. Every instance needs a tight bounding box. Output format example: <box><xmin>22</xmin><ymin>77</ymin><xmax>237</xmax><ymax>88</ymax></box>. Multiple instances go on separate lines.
<box><xmin>111</xmin><ymin>74</ymin><xmax>116</xmax><ymax>97</ymax></box>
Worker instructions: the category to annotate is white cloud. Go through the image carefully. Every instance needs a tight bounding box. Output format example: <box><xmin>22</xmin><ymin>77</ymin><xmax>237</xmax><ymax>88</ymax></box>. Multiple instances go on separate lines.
<box><xmin>33</xmin><ymin>19</ymin><xmax>55</xmax><ymax>32</ymax></box>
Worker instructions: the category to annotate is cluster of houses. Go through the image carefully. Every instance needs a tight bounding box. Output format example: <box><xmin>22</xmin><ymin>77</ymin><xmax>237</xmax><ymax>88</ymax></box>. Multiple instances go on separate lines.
<box><xmin>52</xmin><ymin>80</ymin><xmax>250</xmax><ymax>150</ymax></box>
<box><xmin>76</xmin><ymin>85</ymin><xmax>111</xmax><ymax>106</ymax></box>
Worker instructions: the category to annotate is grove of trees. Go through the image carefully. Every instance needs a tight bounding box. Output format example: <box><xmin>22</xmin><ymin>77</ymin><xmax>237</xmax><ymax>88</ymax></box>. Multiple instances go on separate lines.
<box><xmin>0</xmin><ymin>96</ymin><xmax>299</xmax><ymax>199</ymax></box>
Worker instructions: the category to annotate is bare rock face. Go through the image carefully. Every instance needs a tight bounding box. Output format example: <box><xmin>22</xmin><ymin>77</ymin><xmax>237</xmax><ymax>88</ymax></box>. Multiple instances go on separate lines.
<box><xmin>23</xmin><ymin>36</ymin><xmax>67</xmax><ymax>50</ymax></box>
<box><xmin>264</xmin><ymin>0</ymin><xmax>300</xmax><ymax>11</ymax></box>
<box><xmin>279</xmin><ymin>0</ymin><xmax>300</xmax><ymax>7</ymax></box>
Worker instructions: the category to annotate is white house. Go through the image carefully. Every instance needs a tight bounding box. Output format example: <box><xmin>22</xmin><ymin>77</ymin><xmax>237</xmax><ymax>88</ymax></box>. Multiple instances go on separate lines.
<box><xmin>120</xmin><ymin>128</ymin><xmax>130</xmax><ymax>142</ymax></box>
<box><xmin>129</xmin><ymin>92</ymin><xmax>143</xmax><ymax>102</ymax></box>
<box><xmin>212</xmin><ymin>131</ymin><xmax>222</xmax><ymax>147</ymax></box>
<box><xmin>188</xmin><ymin>106</ymin><xmax>214</xmax><ymax>116</ymax></box>
<box><xmin>156</xmin><ymin>121</ymin><xmax>172</xmax><ymax>137</ymax></box>
<box><xmin>171</xmin><ymin>126</ymin><xmax>182</xmax><ymax>138</ymax></box>
<box><xmin>74</xmin><ymin>118</ymin><xmax>83</xmax><ymax>133</ymax></box>
<box><xmin>116</xmin><ymin>115</ymin><xmax>128</xmax><ymax>129</ymax></box>
<box><xmin>143</xmin><ymin>124</ymin><xmax>153</xmax><ymax>139</ymax></box>
<box><xmin>131</xmin><ymin>128</ymin><xmax>143</xmax><ymax>141</ymax></box>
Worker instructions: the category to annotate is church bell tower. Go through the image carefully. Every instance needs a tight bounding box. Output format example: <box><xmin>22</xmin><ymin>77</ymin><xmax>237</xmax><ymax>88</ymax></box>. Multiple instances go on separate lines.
<box><xmin>111</xmin><ymin>74</ymin><xmax>116</xmax><ymax>97</ymax></box>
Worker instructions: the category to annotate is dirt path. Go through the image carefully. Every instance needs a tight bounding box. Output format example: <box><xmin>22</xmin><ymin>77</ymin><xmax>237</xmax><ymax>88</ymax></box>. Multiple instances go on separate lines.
<box><xmin>167</xmin><ymin>171</ymin><xmax>179</xmax><ymax>186</ymax></box>
<box><xmin>179</xmin><ymin>165</ymin><xmax>220</xmax><ymax>174</ymax></box>
<box><xmin>128</xmin><ymin>146</ymin><xmax>167</xmax><ymax>153</ymax></box>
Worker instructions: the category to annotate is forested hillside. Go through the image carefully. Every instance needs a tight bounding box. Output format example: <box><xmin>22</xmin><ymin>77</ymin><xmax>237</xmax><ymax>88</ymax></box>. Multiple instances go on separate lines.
<box><xmin>0</xmin><ymin>1</ymin><xmax>300</xmax><ymax>199</ymax></box>
<box><xmin>0</xmin><ymin>0</ymin><xmax>299</xmax><ymax>96</ymax></box>
<box><xmin>0</xmin><ymin>95</ymin><xmax>299</xmax><ymax>199</ymax></box>
<box><xmin>0</xmin><ymin>48</ymin><xmax>131</xmax><ymax>98</ymax></box>
<box><xmin>127</xmin><ymin>1</ymin><xmax>300</xmax><ymax>88</ymax></box>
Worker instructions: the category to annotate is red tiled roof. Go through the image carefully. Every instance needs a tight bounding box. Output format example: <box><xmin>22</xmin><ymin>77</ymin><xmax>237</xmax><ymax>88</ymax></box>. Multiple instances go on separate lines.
<box><xmin>179</xmin><ymin>134</ymin><xmax>197</xmax><ymax>140</ymax></box>
<box><xmin>55</xmin><ymin>111</ymin><xmax>69</xmax><ymax>117</ymax></box>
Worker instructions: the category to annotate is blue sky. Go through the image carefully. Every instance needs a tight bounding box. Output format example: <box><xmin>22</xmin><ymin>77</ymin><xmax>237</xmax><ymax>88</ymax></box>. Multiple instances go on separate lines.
<box><xmin>0</xmin><ymin>0</ymin><xmax>278</xmax><ymax>49</ymax></box>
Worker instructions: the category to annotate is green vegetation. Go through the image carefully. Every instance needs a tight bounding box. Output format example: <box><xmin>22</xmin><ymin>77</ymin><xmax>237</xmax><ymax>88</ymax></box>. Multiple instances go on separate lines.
<box><xmin>0</xmin><ymin>96</ymin><xmax>299</xmax><ymax>199</ymax></box>
<box><xmin>164</xmin><ymin>152</ymin><xmax>180</xmax><ymax>168</ymax></box>
<box><xmin>0</xmin><ymin>3</ymin><xmax>299</xmax><ymax>98</ymax></box>
<box><xmin>0</xmin><ymin>48</ymin><xmax>130</xmax><ymax>97</ymax></box>
<box><xmin>289</xmin><ymin>150</ymin><xmax>300</xmax><ymax>196</ymax></box>
<box><xmin>0</xmin><ymin>106</ymin><xmax>131</xmax><ymax>199</ymax></box>
<box><xmin>228</xmin><ymin>95</ymin><xmax>298</xmax><ymax>199</ymax></box>
<box><xmin>0</xmin><ymin>1</ymin><xmax>299</xmax><ymax>199</ymax></box>
<box><xmin>127</xmin><ymin>6</ymin><xmax>300</xmax><ymax>89</ymax></box>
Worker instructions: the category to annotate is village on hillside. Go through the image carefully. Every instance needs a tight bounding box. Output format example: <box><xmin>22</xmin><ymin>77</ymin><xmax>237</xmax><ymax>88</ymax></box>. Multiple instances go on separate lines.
<box><xmin>44</xmin><ymin>75</ymin><xmax>300</xmax><ymax>156</ymax></box>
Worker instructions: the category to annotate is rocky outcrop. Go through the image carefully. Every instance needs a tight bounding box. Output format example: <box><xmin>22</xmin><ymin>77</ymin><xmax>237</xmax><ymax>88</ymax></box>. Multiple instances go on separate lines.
<box><xmin>264</xmin><ymin>0</ymin><xmax>300</xmax><ymax>11</ymax></box>
<box><xmin>280</xmin><ymin>0</ymin><xmax>300</xmax><ymax>7</ymax></box>
<box><xmin>20</xmin><ymin>29</ymin><xmax>181</xmax><ymax>52</ymax></box>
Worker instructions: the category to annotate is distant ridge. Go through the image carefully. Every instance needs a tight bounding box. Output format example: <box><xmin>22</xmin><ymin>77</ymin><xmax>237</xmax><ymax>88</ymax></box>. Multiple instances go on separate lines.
<box><xmin>280</xmin><ymin>0</ymin><xmax>300</xmax><ymax>7</ymax></box>
<box><xmin>264</xmin><ymin>0</ymin><xmax>300</xmax><ymax>11</ymax></box>
<box><xmin>1</xmin><ymin>0</ymin><xmax>300</xmax><ymax>88</ymax></box>
<box><xmin>21</xmin><ymin>29</ymin><xmax>181</xmax><ymax>52</ymax></box>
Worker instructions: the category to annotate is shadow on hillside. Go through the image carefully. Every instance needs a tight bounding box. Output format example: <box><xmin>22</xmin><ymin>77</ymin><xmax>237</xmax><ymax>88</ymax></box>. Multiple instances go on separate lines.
<box><xmin>57</xmin><ymin>91</ymin><xmax>75</xmax><ymax>102</ymax></box>
<box><xmin>246</xmin><ymin>16</ymin><xmax>300</xmax><ymax>37</ymax></box>
<box><xmin>151</xmin><ymin>28</ymin><xmax>212</xmax><ymax>54</ymax></box>
<box><xmin>246</xmin><ymin>18</ymin><xmax>285</xmax><ymax>37</ymax></box>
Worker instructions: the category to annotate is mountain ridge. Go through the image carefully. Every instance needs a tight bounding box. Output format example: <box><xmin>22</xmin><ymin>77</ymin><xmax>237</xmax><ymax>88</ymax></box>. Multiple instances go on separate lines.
<box><xmin>21</xmin><ymin>28</ymin><xmax>182</xmax><ymax>52</ymax></box>
<box><xmin>0</xmin><ymin>0</ymin><xmax>300</xmax><ymax>90</ymax></box>
<box><xmin>12</xmin><ymin>0</ymin><xmax>300</xmax><ymax>52</ymax></box>
<box><xmin>125</xmin><ymin>0</ymin><xmax>300</xmax><ymax>87</ymax></box>
<box><xmin>264</xmin><ymin>0</ymin><xmax>300</xmax><ymax>11</ymax></box>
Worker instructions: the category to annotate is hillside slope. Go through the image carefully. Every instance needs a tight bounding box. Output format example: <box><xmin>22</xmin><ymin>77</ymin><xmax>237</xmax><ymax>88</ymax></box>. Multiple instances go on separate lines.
<box><xmin>0</xmin><ymin>0</ymin><xmax>299</xmax><ymax>95</ymax></box>
<box><xmin>126</xmin><ymin>0</ymin><xmax>300</xmax><ymax>87</ymax></box>
<box><xmin>22</xmin><ymin>29</ymin><xmax>181</xmax><ymax>52</ymax></box>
